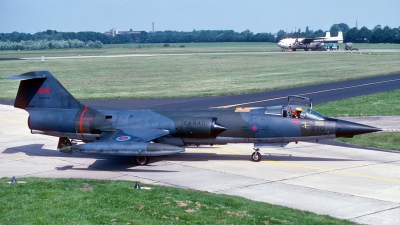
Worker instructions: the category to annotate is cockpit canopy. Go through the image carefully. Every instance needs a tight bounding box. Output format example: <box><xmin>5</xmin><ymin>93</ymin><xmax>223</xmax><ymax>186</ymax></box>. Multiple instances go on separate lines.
<box><xmin>262</xmin><ymin>95</ymin><xmax>328</xmax><ymax>120</ymax></box>
<box><xmin>287</xmin><ymin>95</ymin><xmax>312</xmax><ymax>110</ymax></box>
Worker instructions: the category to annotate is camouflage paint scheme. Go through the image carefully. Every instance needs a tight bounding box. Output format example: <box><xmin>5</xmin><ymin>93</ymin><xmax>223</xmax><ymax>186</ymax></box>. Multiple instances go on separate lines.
<box><xmin>7</xmin><ymin>71</ymin><xmax>381</xmax><ymax>165</ymax></box>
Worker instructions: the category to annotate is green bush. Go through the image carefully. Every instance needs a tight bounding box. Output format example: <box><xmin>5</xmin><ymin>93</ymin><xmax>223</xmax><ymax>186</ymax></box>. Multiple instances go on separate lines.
<box><xmin>0</xmin><ymin>39</ymin><xmax>103</xmax><ymax>50</ymax></box>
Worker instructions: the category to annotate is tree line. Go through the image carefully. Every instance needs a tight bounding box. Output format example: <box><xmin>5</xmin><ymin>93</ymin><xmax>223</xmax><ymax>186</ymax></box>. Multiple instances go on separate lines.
<box><xmin>0</xmin><ymin>39</ymin><xmax>103</xmax><ymax>51</ymax></box>
<box><xmin>0</xmin><ymin>23</ymin><xmax>399</xmax><ymax>49</ymax></box>
<box><xmin>0</xmin><ymin>29</ymin><xmax>275</xmax><ymax>45</ymax></box>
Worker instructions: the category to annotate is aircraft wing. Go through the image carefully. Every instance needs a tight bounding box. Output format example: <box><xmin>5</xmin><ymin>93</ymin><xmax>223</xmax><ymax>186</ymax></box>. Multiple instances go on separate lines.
<box><xmin>300</xmin><ymin>38</ymin><xmax>318</xmax><ymax>45</ymax></box>
<box><xmin>71</xmin><ymin>128</ymin><xmax>184</xmax><ymax>157</ymax></box>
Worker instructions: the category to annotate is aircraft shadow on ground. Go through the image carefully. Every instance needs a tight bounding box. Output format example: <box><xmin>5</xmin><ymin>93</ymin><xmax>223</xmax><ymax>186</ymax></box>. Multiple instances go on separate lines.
<box><xmin>2</xmin><ymin>144</ymin><xmax>361</xmax><ymax>172</ymax></box>
<box><xmin>155</xmin><ymin>152</ymin><xmax>359</xmax><ymax>163</ymax></box>
<box><xmin>2</xmin><ymin>144</ymin><xmax>178</xmax><ymax>172</ymax></box>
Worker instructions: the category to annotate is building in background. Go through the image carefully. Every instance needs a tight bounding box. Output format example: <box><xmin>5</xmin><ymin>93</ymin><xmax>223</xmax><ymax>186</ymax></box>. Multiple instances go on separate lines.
<box><xmin>105</xmin><ymin>28</ymin><xmax>140</xmax><ymax>36</ymax></box>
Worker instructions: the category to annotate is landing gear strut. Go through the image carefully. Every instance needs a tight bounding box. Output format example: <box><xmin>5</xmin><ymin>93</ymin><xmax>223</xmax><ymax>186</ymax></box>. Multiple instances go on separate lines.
<box><xmin>251</xmin><ymin>148</ymin><xmax>261</xmax><ymax>162</ymax></box>
<box><xmin>134</xmin><ymin>156</ymin><xmax>149</xmax><ymax>166</ymax></box>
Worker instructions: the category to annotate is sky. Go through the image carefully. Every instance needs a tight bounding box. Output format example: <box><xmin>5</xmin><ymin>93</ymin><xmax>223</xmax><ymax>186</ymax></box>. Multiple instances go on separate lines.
<box><xmin>1</xmin><ymin>0</ymin><xmax>399</xmax><ymax>34</ymax></box>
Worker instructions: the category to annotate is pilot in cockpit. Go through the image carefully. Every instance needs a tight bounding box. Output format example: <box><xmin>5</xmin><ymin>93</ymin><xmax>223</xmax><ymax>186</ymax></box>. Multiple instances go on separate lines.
<box><xmin>292</xmin><ymin>107</ymin><xmax>302</xmax><ymax>118</ymax></box>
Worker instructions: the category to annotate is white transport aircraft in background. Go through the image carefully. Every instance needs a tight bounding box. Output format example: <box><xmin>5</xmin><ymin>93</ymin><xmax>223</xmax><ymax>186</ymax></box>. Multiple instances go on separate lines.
<box><xmin>277</xmin><ymin>31</ymin><xmax>343</xmax><ymax>51</ymax></box>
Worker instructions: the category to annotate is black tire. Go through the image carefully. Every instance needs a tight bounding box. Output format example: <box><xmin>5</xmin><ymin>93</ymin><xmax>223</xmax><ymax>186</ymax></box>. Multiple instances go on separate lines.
<box><xmin>251</xmin><ymin>152</ymin><xmax>261</xmax><ymax>162</ymax></box>
<box><xmin>134</xmin><ymin>156</ymin><xmax>149</xmax><ymax>166</ymax></box>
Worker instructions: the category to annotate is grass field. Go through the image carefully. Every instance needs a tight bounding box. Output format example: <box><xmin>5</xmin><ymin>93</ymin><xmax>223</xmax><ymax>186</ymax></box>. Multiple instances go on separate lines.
<box><xmin>0</xmin><ymin>177</ymin><xmax>357</xmax><ymax>225</ymax></box>
<box><xmin>315</xmin><ymin>89</ymin><xmax>400</xmax><ymax>150</ymax></box>
<box><xmin>344</xmin><ymin>43</ymin><xmax>400</xmax><ymax>49</ymax></box>
<box><xmin>0</xmin><ymin>42</ymin><xmax>279</xmax><ymax>58</ymax></box>
<box><xmin>316</xmin><ymin>89</ymin><xmax>400</xmax><ymax>117</ymax></box>
<box><xmin>1</xmin><ymin>43</ymin><xmax>400</xmax><ymax>100</ymax></box>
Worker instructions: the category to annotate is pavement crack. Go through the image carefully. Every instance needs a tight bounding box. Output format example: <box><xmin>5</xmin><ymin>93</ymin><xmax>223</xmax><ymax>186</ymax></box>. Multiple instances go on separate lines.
<box><xmin>349</xmin><ymin>204</ymin><xmax>400</xmax><ymax>220</ymax></box>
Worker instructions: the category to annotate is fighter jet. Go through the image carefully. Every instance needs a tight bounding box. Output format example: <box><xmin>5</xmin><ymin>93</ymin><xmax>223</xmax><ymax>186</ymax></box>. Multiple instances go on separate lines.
<box><xmin>7</xmin><ymin>71</ymin><xmax>381</xmax><ymax>165</ymax></box>
<box><xmin>278</xmin><ymin>31</ymin><xmax>343</xmax><ymax>51</ymax></box>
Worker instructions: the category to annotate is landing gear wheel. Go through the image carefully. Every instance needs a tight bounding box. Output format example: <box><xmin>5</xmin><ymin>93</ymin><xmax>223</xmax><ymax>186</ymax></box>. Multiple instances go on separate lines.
<box><xmin>251</xmin><ymin>151</ymin><xmax>261</xmax><ymax>162</ymax></box>
<box><xmin>134</xmin><ymin>156</ymin><xmax>149</xmax><ymax>166</ymax></box>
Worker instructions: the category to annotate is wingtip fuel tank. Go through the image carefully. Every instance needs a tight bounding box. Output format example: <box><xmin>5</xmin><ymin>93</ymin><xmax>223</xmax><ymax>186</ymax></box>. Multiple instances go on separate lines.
<box><xmin>71</xmin><ymin>142</ymin><xmax>185</xmax><ymax>156</ymax></box>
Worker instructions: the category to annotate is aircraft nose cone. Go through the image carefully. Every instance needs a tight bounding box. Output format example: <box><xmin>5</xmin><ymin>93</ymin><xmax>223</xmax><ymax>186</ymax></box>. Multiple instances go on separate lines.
<box><xmin>335</xmin><ymin>119</ymin><xmax>382</xmax><ymax>138</ymax></box>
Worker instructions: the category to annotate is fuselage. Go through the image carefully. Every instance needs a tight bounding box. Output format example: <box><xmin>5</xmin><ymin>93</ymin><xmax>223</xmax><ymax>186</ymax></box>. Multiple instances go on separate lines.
<box><xmin>26</xmin><ymin>106</ymin><xmax>361</xmax><ymax>147</ymax></box>
<box><xmin>277</xmin><ymin>39</ymin><xmax>324</xmax><ymax>51</ymax></box>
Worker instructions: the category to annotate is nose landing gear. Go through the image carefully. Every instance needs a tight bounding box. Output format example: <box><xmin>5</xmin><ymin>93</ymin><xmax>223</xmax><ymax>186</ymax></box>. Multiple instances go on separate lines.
<box><xmin>251</xmin><ymin>148</ymin><xmax>261</xmax><ymax>162</ymax></box>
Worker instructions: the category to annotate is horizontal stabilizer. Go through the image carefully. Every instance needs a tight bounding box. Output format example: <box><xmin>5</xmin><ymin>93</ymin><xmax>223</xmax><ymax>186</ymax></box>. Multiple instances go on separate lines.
<box><xmin>7</xmin><ymin>71</ymin><xmax>50</xmax><ymax>80</ymax></box>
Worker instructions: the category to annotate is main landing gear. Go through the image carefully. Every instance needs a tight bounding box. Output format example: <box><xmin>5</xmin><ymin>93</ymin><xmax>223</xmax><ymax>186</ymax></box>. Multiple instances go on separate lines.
<box><xmin>134</xmin><ymin>156</ymin><xmax>150</xmax><ymax>166</ymax></box>
<box><xmin>251</xmin><ymin>148</ymin><xmax>261</xmax><ymax>162</ymax></box>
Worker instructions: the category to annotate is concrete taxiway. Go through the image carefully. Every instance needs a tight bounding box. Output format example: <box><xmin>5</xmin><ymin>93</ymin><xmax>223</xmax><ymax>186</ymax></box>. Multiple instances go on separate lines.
<box><xmin>1</xmin><ymin>104</ymin><xmax>399</xmax><ymax>224</ymax></box>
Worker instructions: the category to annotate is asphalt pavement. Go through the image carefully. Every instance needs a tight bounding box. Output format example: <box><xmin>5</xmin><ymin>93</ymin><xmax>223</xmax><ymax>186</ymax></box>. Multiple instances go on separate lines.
<box><xmin>83</xmin><ymin>73</ymin><xmax>400</xmax><ymax>109</ymax></box>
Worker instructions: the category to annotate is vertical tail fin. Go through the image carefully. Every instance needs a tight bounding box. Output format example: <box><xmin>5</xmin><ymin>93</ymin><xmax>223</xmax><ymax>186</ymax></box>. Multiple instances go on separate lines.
<box><xmin>7</xmin><ymin>71</ymin><xmax>81</xmax><ymax>109</ymax></box>
<box><xmin>325</xmin><ymin>31</ymin><xmax>331</xmax><ymax>38</ymax></box>
<box><xmin>337</xmin><ymin>31</ymin><xmax>343</xmax><ymax>43</ymax></box>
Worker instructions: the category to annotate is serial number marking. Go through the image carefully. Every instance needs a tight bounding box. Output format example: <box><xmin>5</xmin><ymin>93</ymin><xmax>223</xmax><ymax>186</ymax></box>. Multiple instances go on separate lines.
<box><xmin>312</xmin><ymin>126</ymin><xmax>325</xmax><ymax>131</ymax></box>
<box><xmin>39</xmin><ymin>97</ymin><xmax>50</xmax><ymax>100</ymax></box>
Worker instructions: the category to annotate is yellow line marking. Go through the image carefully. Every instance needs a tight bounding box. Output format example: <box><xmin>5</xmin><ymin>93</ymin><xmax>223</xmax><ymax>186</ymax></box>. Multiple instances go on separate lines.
<box><xmin>186</xmin><ymin>145</ymin><xmax>245</xmax><ymax>155</ymax></box>
<box><xmin>211</xmin><ymin>145</ymin><xmax>400</xmax><ymax>183</ymax></box>
<box><xmin>185</xmin><ymin>148</ymin><xmax>219</xmax><ymax>154</ymax></box>
<box><xmin>213</xmin><ymin>78</ymin><xmax>400</xmax><ymax>108</ymax></box>
<box><xmin>266</xmin><ymin>160</ymin><xmax>400</xmax><ymax>183</ymax></box>
<box><xmin>215</xmin><ymin>145</ymin><xmax>245</xmax><ymax>155</ymax></box>
<box><xmin>215</xmin><ymin>96</ymin><xmax>286</xmax><ymax>108</ymax></box>
<box><xmin>0</xmin><ymin>118</ymin><xmax>25</xmax><ymax>124</ymax></box>
<box><xmin>0</xmin><ymin>135</ymin><xmax>28</xmax><ymax>142</ymax></box>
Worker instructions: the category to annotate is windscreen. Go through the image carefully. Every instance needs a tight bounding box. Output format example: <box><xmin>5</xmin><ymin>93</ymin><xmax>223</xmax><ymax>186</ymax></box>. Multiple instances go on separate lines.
<box><xmin>305</xmin><ymin>108</ymin><xmax>327</xmax><ymax>120</ymax></box>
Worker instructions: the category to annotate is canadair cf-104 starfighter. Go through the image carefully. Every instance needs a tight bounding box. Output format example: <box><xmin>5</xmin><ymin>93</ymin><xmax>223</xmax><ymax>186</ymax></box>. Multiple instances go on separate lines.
<box><xmin>7</xmin><ymin>71</ymin><xmax>381</xmax><ymax>165</ymax></box>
